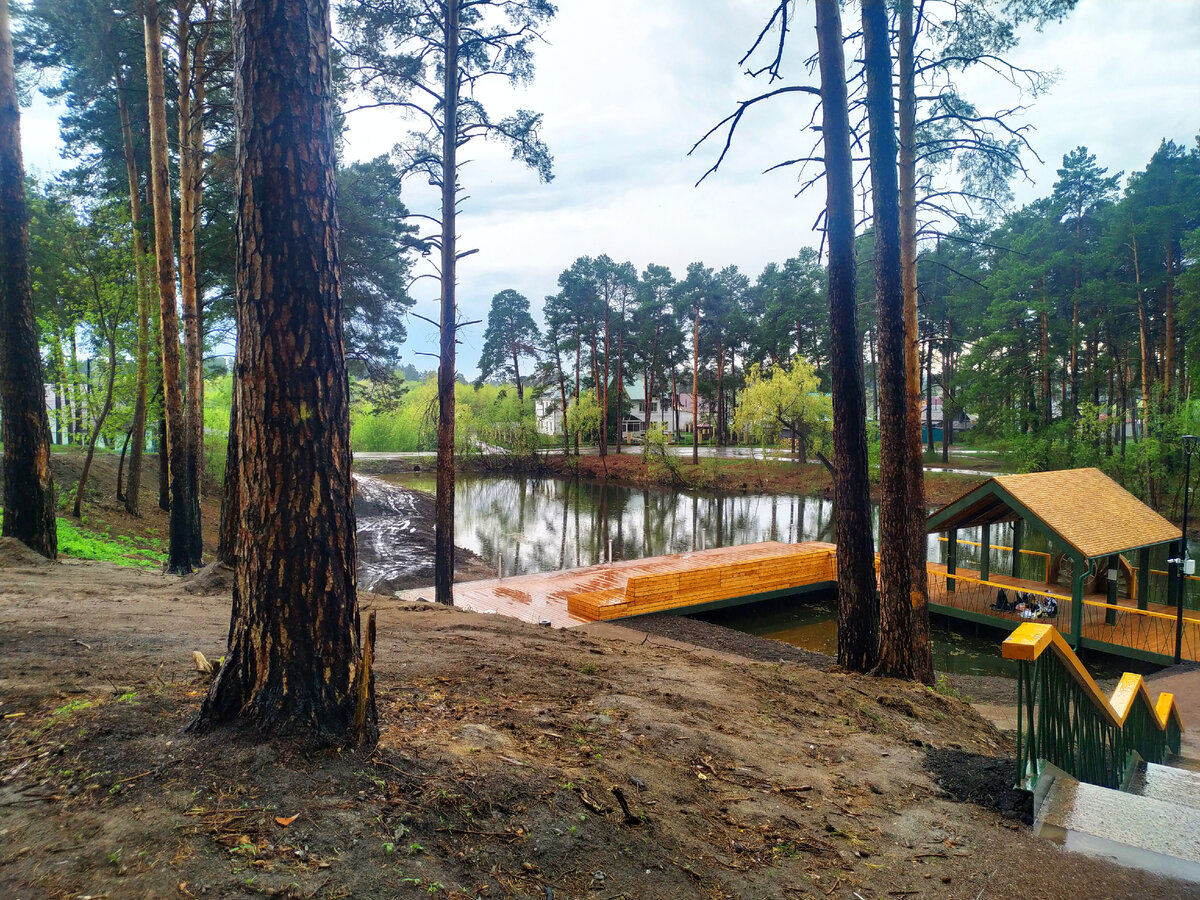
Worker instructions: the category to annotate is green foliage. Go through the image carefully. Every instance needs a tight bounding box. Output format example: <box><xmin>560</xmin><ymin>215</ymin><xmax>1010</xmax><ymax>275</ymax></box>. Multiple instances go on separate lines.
<box><xmin>732</xmin><ymin>357</ymin><xmax>832</xmax><ymax>458</ymax></box>
<box><xmin>566</xmin><ymin>389</ymin><xmax>602</xmax><ymax>445</ymax></box>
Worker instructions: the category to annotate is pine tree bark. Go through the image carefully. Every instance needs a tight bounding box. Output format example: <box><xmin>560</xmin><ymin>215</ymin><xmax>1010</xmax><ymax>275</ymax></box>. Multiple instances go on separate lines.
<box><xmin>194</xmin><ymin>0</ymin><xmax>375</xmax><ymax>746</ymax></box>
<box><xmin>144</xmin><ymin>0</ymin><xmax>197</xmax><ymax>574</ymax></box>
<box><xmin>816</xmin><ymin>0</ymin><xmax>876</xmax><ymax>673</ymax></box>
<box><xmin>433</xmin><ymin>0</ymin><xmax>460</xmax><ymax>605</ymax></box>
<box><xmin>113</xmin><ymin>62</ymin><xmax>151</xmax><ymax>518</ymax></box>
<box><xmin>0</xmin><ymin>0</ymin><xmax>57</xmax><ymax>559</ymax></box>
<box><xmin>862</xmin><ymin>0</ymin><xmax>914</xmax><ymax>680</ymax></box>
<box><xmin>178</xmin><ymin>2</ymin><xmax>207</xmax><ymax>566</ymax></box>
<box><xmin>217</xmin><ymin>371</ymin><xmax>238</xmax><ymax>567</ymax></box>
<box><xmin>896</xmin><ymin>0</ymin><xmax>932</xmax><ymax>683</ymax></box>
<box><xmin>691</xmin><ymin>306</ymin><xmax>700</xmax><ymax>465</ymax></box>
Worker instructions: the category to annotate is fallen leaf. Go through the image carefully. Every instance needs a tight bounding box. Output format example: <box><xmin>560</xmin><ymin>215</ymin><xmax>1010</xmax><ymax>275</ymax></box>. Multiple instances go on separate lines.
<box><xmin>275</xmin><ymin>814</ymin><xmax>299</xmax><ymax>826</ymax></box>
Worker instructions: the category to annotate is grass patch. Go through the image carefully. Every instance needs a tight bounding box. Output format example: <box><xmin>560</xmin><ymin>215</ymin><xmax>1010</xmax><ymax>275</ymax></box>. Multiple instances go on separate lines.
<box><xmin>55</xmin><ymin>518</ymin><xmax>161</xmax><ymax>569</ymax></box>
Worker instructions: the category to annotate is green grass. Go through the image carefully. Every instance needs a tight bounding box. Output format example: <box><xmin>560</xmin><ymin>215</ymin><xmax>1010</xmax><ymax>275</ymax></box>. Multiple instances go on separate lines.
<box><xmin>1</xmin><ymin>508</ymin><xmax>162</xmax><ymax>569</ymax></box>
<box><xmin>55</xmin><ymin>519</ymin><xmax>162</xmax><ymax>569</ymax></box>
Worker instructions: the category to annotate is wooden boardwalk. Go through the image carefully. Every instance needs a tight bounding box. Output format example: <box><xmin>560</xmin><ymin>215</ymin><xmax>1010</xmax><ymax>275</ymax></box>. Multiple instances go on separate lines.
<box><xmin>396</xmin><ymin>541</ymin><xmax>837</xmax><ymax>629</ymax></box>
<box><xmin>396</xmin><ymin>540</ymin><xmax>1199</xmax><ymax>664</ymax></box>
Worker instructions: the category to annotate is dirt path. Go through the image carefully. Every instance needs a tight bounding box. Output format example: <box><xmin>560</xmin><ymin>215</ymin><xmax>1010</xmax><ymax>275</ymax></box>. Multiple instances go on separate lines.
<box><xmin>2</xmin><ymin>554</ymin><xmax>1192</xmax><ymax>899</ymax></box>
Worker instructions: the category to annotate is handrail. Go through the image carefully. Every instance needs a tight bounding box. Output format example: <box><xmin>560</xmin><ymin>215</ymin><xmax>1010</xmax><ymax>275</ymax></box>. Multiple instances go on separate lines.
<box><xmin>937</xmin><ymin>535</ymin><xmax>1052</xmax><ymax>581</ymax></box>
<box><xmin>938</xmin><ymin>569</ymin><xmax>1070</xmax><ymax>603</ymax></box>
<box><xmin>1081</xmin><ymin>597</ymin><xmax>1200</xmax><ymax>626</ymax></box>
<box><xmin>1001</xmin><ymin>623</ymin><xmax>1185</xmax><ymax>790</ymax></box>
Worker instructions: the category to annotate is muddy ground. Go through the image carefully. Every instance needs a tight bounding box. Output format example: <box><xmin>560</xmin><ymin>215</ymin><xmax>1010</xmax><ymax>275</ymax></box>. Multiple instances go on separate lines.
<box><xmin>2</xmin><ymin>550</ymin><xmax>1193</xmax><ymax>900</ymax></box>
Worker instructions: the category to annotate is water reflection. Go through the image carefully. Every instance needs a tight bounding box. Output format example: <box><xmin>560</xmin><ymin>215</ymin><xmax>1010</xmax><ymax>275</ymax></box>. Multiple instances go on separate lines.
<box><xmin>381</xmin><ymin>472</ymin><xmax>874</xmax><ymax>575</ymax></box>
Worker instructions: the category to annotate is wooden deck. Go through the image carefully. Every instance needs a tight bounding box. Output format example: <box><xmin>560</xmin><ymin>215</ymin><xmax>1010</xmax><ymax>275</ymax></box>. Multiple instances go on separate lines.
<box><xmin>926</xmin><ymin>563</ymin><xmax>1200</xmax><ymax>663</ymax></box>
<box><xmin>396</xmin><ymin>541</ymin><xmax>837</xmax><ymax>629</ymax></box>
<box><xmin>395</xmin><ymin>539</ymin><xmax>1199</xmax><ymax>664</ymax></box>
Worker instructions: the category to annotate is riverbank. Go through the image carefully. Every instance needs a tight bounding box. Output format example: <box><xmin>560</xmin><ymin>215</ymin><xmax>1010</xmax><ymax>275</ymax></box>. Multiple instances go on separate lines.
<box><xmin>3</xmin><ymin>554</ymin><xmax>1192</xmax><ymax>899</ymax></box>
<box><xmin>356</xmin><ymin>450</ymin><xmax>987</xmax><ymax>508</ymax></box>
<box><xmin>8</xmin><ymin>451</ymin><xmax>492</xmax><ymax>590</ymax></box>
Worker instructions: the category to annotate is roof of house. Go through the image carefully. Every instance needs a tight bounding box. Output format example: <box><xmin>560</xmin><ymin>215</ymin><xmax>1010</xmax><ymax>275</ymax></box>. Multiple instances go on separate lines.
<box><xmin>925</xmin><ymin>467</ymin><xmax>1181</xmax><ymax>561</ymax></box>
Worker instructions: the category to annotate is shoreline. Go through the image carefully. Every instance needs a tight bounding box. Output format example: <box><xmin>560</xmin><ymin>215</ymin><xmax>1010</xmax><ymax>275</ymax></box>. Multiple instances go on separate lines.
<box><xmin>355</xmin><ymin>449</ymin><xmax>989</xmax><ymax>508</ymax></box>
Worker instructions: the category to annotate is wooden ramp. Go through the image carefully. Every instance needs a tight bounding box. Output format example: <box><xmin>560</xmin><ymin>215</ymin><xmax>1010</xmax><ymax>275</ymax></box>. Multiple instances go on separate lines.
<box><xmin>396</xmin><ymin>541</ymin><xmax>837</xmax><ymax>629</ymax></box>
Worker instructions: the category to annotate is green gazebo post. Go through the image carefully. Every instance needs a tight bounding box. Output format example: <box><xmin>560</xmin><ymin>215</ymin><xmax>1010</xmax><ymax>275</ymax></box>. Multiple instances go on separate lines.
<box><xmin>947</xmin><ymin>529</ymin><xmax>957</xmax><ymax>592</ymax></box>
<box><xmin>1070</xmin><ymin>555</ymin><xmax>1087</xmax><ymax>649</ymax></box>
<box><xmin>1011</xmin><ymin>519</ymin><xmax>1024</xmax><ymax>579</ymax></box>
<box><xmin>981</xmin><ymin>524</ymin><xmax>991</xmax><ymax>582</ymax></box>
<box><xmin>1137</xmin><ymin>548</ymin><xmax>1151</xmax><ymax>611</ymax></box>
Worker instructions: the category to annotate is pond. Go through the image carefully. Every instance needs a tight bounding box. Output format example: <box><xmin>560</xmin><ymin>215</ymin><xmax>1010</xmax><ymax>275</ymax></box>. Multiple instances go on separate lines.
<box><xmin>378</xmin><ymin>472</ymin><xmax>1186</xmax><ymax>678</ymax></box>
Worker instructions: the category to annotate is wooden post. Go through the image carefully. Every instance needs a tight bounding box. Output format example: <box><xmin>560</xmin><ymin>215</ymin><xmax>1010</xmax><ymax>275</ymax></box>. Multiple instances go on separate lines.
<box><xmin>1011</xmin><ymin>519</ymin><xmax>1024</xmax><ymax>580</ymax></box>
<box><xmin>1106</xmin><ymin>553</ymin><xmax>1119</xmax><ymax>626</ymax></box>
<box><xmin>980</xmin><ymin>524</ymin><xmax>991</xmax><ymax>582</ymax></box>
<box><xmin>1070</xmin><ymin>556</ymin><xmax>1085</xmax><ymax>649</ymax></box>
<box><xmin>947</xmin><ymin>529</ymin><xmax>957</xmax><ymax>593</ymax></box>
<box><xmin>1137</xmin><ymin>547</ymin><xmax>1151</xmax><ymax>611</ymax></box>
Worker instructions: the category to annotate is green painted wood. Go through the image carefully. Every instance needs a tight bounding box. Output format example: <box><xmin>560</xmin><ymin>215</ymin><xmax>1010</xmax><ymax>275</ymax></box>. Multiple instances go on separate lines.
<box><xmin>1012</xmin><ymin>519</ymin><xmax>1024</xmax><ymax>578</ymax></box>
<box><xmin>981</xmin><ymin>523</ymin><xmax>991</xmax><ymax>581</ymax></box>
<box><xmin>1070</xmin><ymin>559</ymin><xmax>1085</xmax><ymax>648</ymax></box>
<box><xmin>948</xmin><ymin>529</ymin><xmax>957</xmax><ymax>592</ymax></box>
<box><xmin>1106</xmin><ymin>553</ymin><xmax>1119</xmax><ymax>625</ymax></box>
<box><xmin>1138</xmin><ymin>547</ymin><xmax>1151</xmax><ymax>610</ymax></box>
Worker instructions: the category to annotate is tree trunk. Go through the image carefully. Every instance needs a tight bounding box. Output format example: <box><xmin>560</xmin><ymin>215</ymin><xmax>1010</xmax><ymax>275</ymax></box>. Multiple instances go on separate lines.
<box><xmin>512</xmin><ymin>349</ymin><xmax>523</xmax><ymax>401</ymax></box>
<box><xmin>433</xmin><ymin>0</ymin><xmax>460</xmax><ymax>606</ymax></box>
<box><xmin>74</xmin><ymin>339</ymin><xmax>118</xmax><ymax>518</ymax></box>
<box><xmin>117</xmin><ymin>425</ymin><xmax>132</xmax><ymax>502</ymax></box>
<box><xmin>1040</xmin><ymin>295</ymin><xmax>1051</xmax><ymax>426</ymax></box>
<box><xmin>178</xmin><ymin>3</ymin><xmax>207</xmax><ymax>566</ymax></box>
<box><xmin>671</xmin><ymin>368</ymin><xmax>679</xmax><ymax>436</ymax></box>
<box><xmin>862</xmin><ymin>0</ymin><xmax>913</xmax><ymax>680</ymax></box>
<box><xmin>1164</xmin><ymin>243</ymin><xmax>1176</xmax><ymax>399</ymax></box>
<box><xmin>896</xmin><ymin>0</ymin><xmax>931</xmax><ymax>683</ymax></box>
<box><xmin>144</xmin><ymin>0</ymin><xmax>197</xmax><ymax>574</ymax></box>
<box><xmin>113</xmin><ymin>63</ymin><xmax>151</xmax><ymax>518</ymax></box>
<box><xmin>194</xmin><ymin>0</ymin><xmax>375</xmax><ymax>746</ymax></box>
<box><xmin>217</xmin><ymin>369</ymin><xmax>238</xmax><ymax>567</ymax></box>
<box><xmin>691</xmin><ymin>306</ymin><xmax>700</xmax><ymax>465</ymax></box>
<box><xmin>600</xmin><ymin>299</ymin><xmax>610</xmax><ymax>457</ymax></box>
<box><xmin>1132</xmin><ymin>218</ymin><xmax>1150</xmax><ymax>413</ymax></box>
<box><xmin>615</xmin><ymin>320</ymin><xmax>623</xmax><ymax>454</ymax></box>
<box><xmin>816</xmin><ymin>0</ymin><xmax>876</xmax><ymax>673</ymax></box>
<box><xmin>0</xmin><ymin>0</ymin><xmax>57</xmax><ymax>558</ymax></box>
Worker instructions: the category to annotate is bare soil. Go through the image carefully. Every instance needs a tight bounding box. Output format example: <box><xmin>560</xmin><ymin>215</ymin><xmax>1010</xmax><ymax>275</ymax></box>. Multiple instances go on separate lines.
<box><xmin>2</xmin><ymin>556</ymin><xmax>1193</xmax><ymax>900</ymax></box>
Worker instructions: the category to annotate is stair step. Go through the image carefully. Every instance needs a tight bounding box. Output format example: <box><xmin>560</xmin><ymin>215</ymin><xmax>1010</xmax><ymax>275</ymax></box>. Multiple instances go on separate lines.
<box><xmin>1036</xmin><ymin>776</ymin><xmax>1200</xmax><ymax>883</ymax></box>
<box><xmin>1168</xmin><ymin>755</ymin><xmax>1200</xmax><ymax>774</ymax></box>
<box><xmin>1129</xmin><ymin>762</ymin><xmax>1200</xmax><ymax>810</ymax></box>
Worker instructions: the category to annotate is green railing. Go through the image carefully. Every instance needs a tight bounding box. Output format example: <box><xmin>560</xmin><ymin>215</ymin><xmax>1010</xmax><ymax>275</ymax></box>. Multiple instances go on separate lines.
<box><xmin>1003</xmin><ymin>623</ymin><xmax>1185</xmax><ymax>790</ymax></box>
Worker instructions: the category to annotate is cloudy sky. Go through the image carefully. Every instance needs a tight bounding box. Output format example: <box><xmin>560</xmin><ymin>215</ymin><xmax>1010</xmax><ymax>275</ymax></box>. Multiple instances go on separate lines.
<box><xmin>21</xmin><ymin>0</ymin><xmax>1200</xmax><ymax>378</ymax></box>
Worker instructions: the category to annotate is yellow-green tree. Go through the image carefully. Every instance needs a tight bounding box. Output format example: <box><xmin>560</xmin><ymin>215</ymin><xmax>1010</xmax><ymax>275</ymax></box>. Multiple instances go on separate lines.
<box><xmin>733</xmin><ymin>357</ymin><xmax>832</xmax><ymax>464</ymax></box>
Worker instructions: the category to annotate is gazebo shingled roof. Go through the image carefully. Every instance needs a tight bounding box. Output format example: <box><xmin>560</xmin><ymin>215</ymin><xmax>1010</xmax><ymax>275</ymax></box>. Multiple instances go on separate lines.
<box><xmin>926</xmin><ymin>467</ymin><xmax>1181</xmax><ymax>561</ymax></box>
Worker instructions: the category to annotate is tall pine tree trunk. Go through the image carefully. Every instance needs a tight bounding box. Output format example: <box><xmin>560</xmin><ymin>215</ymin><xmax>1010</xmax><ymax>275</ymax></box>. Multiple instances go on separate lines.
<box><xmin>144</xmin><ymin>0</ymin><xmax>197</xmax><ymax>574</ymax></box>
<box><xmin>114</xmin><ymin>64</ymin><xmax>151</xmax><ymax>518</ymax></box>
<box><xmin>0</xmin><ymin>0</ymin><xmax>56</xmax><ymax>558</ymax></box>
<box><xmin>433</xmin><ymin>0</ymin><xmax>460</xmax><ymax>605</ymax></box>
<box><xmin>863</xmin><ymin>0</ymin><xmax>913</xmax><ymax>680</ymax></box>
<box><xmin>195</xmin><ymin>0</ymin><xmax>375</xmax><ymax>745</ymax></box>
<box><xmin>217</xmin><ymin>370</ymin><xmax>238</xmax><ymax>567</ymax></box>
<box><xmin>816</xmin><ymin>0</ymin><xmax>876</xmax><ymax>673</ymax></box>
<box><xmin>896</xmin><ymin>0</ymin><xmax>932</xmax><ymax>683</ymax></box>
<box><xmin>178</xmin><ymin>4</ymin><xmax>206</xmax><ymax>566</ymax></box>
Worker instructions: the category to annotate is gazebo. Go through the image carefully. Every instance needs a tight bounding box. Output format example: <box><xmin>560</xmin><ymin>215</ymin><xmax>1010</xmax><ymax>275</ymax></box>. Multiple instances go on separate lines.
<box><xmin>925</xmin><ymin>468</ymin><xmax>1188</xmax><ymax>662</ymax></box>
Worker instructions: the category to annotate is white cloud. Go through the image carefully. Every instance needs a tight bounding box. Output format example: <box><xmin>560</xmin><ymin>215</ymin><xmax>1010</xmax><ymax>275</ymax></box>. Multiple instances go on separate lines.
<box><xmin>20</xmin><ymin>0</ymin><xmax>1200</xmax><ymax>378</ymax></box>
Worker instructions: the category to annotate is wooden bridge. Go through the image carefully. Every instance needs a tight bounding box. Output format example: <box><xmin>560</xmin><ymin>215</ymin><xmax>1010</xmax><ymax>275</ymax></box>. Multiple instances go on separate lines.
<box><xmin>396</xmin><ymin>469</ymin><xmax>1200</xmax><ymax>666</ymax></box>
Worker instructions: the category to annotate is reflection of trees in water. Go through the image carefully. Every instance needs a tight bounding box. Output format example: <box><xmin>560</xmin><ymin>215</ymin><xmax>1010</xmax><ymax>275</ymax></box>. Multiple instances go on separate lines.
<box><xmin>445</xmin><ymin>475</ymin><xmax>855</xmax><ymax>577</ymax></box>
